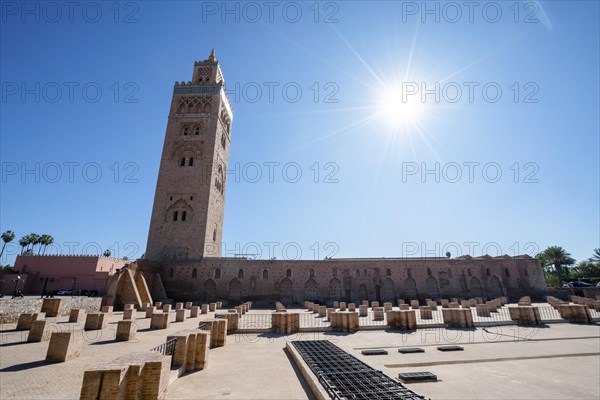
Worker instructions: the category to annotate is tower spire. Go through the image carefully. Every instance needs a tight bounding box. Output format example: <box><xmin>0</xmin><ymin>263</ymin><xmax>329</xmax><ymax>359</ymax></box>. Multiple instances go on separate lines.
<box><xmin>208</xmin><ymin>48</ymin><xmax>216</xmax><ymax>62</ymax></box>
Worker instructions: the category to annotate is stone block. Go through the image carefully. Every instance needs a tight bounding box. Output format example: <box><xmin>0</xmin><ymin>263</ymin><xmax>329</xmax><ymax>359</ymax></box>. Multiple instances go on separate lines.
<box><xmin>475</xmin><ymin>297</ymin><xmax>483</xmax><ymax>304</ymax></box>
<box><xmin>85</xmin><ymin>313</ymin><xmax>107</xmax><ymax>331</ymax></box>
<box><xmin>443</xmin><ymin>308</ymin><xmax>474</xmax><ymax>328</ymax></box>
<box><xmin>371</xmin><ymin>301</ymin><xmax>379</xmax><ymax>308</ymax></box>
<box><xmin>451</xmin><ymin>298</ymin><xmax>459</xmax><ymax>303</ymax></box>
<box><xmin>216</xmin><ymin>301</ymin><xmax>223</xmax><ymax>309</ymax></box>
<box><xmin>476</xmin><ymin>304</ymin><xmax>491</xmax><ymax>317</ymax></box>
<box><xmin>116</xmin><ymin>320</ymin><xmax>136</xmax><ymax>341</ymax></box>
<box><xmin>46</xmin><ymin>332</ymin><xmax>80</xmax><ymax>362</ymax></box>
<box><xmin>461</xmin><ymin>300</ymin><xmax>471</xmax><ymax>309</ymax></box>
<box><xmin>509</xmin><ymin>306</ymin><xmax>542</xmax><ymax>325</ymax></box>
<box><xmin>348</xmin><ymin>303</ymin><xmax>356</xmax><ymax>311</ymax></box>
<box><xmin>358</xmin><ymin>305</ymin><xmax>368</xmax><ymax>317</ymax></box>
<box><xmin>190</xmin><ymin>306</ymin><xmax>200</xmax><ymax>318</ymax></box>
<box><xmin>362</xmin><ymin>300</ymin><xmax>369</xmax><ymax>306</ymax></box>
<box><xmin>194</xmin><ymin>331</ymin><xmax>211</xmax><ymax>370</ymax></box>
<box><xmin>27</xmin><ymin>320</ymin><xmax>53</xmax><ymax>342</ymax></box>
<box><xmin>41</xmin><ymin>298</ymin><xmax>61</xmax><ymax>317</ymax></box>
<box><xmin>518</xmin><ymin>296</ymin><xmax>532</xmax><ymax>306</ymax></box>
<box><xmin>175</xmin><ymin>302</ymin><xmax>184</xmax><ymax>310</ymax></box>
<box><xmin>216</xmin><ymin>312</ymin><xmax>239</xmax><ymax>334</ymax></box>
<box><xmin>449</xmin><ymin>302</ymin><xmax>460</xmax><ymax>309</ymax></box>
<box><xmin>271</xmin><ymin>312</ymin><xmax>300</xmax><ymax>334</ymax></box>
<box><xmin>176</xmin><ymin>309</ymin><xmax>187</xmax><ymax>322</ymax></box>
<box><xmin>330</xmin><ymin>311</ymin><xmax>359</xmax><ymax>332</ymax></box>
<box><xmin>419</xmin><ymin>306</ymin><xmax>433</xmax><ymax>319</ymax></box>
<box><xmin>199</xmin><ymin>319</ymin><xmax>227</xmax><ymax>347</ymax></box>
<box><xmin>185</xmin><ymin>302</ymin><xmax>193</xmax><ymax>309</ymax></box>
<box><xmin>201</xmin><ymin>304</ymin><xmax>209</xmax><ymax>314</ymax></box>
<box><xmin>154</xmin><ymin>301</ymin><xmax>162</xmax><ymax>308</ymax></box>
<box><xmin>69</xmin><ymin>309</ymin><xmax>84</xmax><ymax>323</ymax></box>
<box><xmin>468</xmin><ymin>298</ymin><xmax>477</xmax><ymax>307</ymax></box>
<box><xmin>333</xmin><ymin>301</ymin><xmax>339</xmax><ymax>308</ymax></box>
<box><xmin>145</xmin><ymin>306</ymin><xmax>156</xmax><ymax>318</ymax></box>
<box><xmin>150</xmin><ymin>313</ymin><xmax>170</xmax><ymax>330</ymax></box>
<box><xmin>441</xmin><ymin>299</ymin><xmax>449</xmax><ymax>308</ymax></box>
<box><xmin>373</xmin><ymin>307</ymin><xmax>385</xmax><ymax>321</ymax></box>
<box><xmin>338</xmin><ymin>302</ymin><xmax>347</xmax><ymax>311</ymax></box>
<box><xmin>101</xmin><ymin>306</ymin><xmax>113</xmax><ymax>315</ymax></box>
<box><xmin>123</xmin><ymin>309</ymin><xmax>134</xmax><ymax>320</ymax></box>
<box><xmin>399</xmin><ymin>304</ymin><xmax>410</xmax><ymax>310</ymax></box>
<box><xmin>209</xmin><ymin>303</ymin><xmax>216</xmax><ymax>312</ymax></box>
<box><xmin>162</xmin><ymin>304</ymin><xmax>172</xmax><ymax>313</ymax></box>
<box><xmin>386</xmin><ymin>310</ymin><xmax>417</xmax><ymax>330</ymax></box>
<box><xmin>410</xmin><ymin>300</ymin><xmax>420</xmax><ymax>309</ymax></box>
<box><xmin>383</xmin><ymin>302</ymin><xmax>393</xmax><ymax>311</ymax></box>
<box><xmin>427</xmin><ymin>301</ymin><xmax>438</xmax><ymax>310</ymax></box>
<box><xmin>124</xmin><ymin>304</ymin><xmax>134</xmax><ymax>311</ymax></box>
<box><xmin>559</xmin><ymin>304</ymin><xmax>592</xmax><ymax>323</ymax></box>
<box><xmin>318</xmin><ymin>305</ymin><xmax>327</xmax><ymax>317</ymax></box>
<box><xmin>16</xmin><ymin>313</ymin><xmax>42</xmax><ymax>331</ymax></box>
<box><xmin>397</xmin><ymin>299</ymin><xmax>405</xmax><ymax>306</ymax></box>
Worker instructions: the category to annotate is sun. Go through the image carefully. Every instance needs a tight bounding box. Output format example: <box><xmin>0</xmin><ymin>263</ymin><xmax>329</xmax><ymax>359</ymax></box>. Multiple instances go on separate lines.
<box><xmin>379</xmin><ymin>87</ymin><xmax>425</xmax><ymax>126</ymax></box>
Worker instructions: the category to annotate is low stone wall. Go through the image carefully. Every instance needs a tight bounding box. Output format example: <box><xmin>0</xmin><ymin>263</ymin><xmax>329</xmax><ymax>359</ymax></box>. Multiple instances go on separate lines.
<box><xmin>0</xmin><ymin>297</ymin><xmax>102</xmax><ymax>323</ymax></box>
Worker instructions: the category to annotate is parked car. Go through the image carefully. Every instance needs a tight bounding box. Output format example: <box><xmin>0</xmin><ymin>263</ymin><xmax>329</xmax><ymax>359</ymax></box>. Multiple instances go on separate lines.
<box><xmin>56</xmin><ymin>289</ymin><xmax>74</xmax><ymax>295</ymax></box>
<box><xmin>567</xmin><ymin>281</ymin><xmax>593</xmax><ymax>288</ymax></box>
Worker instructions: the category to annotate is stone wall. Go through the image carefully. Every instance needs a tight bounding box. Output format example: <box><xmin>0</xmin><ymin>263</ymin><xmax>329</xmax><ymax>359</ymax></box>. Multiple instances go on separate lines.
<box><xmin>160</xmin><ymin>255</ymin><xmax>546</xmax><ymax>305</ymax></box>
<box><xmin>0</xmin><ymin>297</ymin><xmax>102</xmax><ymax>323</ymax></box>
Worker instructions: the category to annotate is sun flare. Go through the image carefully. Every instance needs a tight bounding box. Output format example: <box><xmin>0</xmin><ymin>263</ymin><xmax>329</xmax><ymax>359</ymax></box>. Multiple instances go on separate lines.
<box><xmin>379</xmin><ymin>88</ymin><xmax>425</xmax><ymax>126</ymax></box>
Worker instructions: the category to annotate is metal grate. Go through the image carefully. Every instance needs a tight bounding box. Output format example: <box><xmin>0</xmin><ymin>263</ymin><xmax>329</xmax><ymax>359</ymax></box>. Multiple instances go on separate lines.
<box><xmin>292</xmin><ymin>340</ymin><xmax>425</xmax><ymax>400</ymax></box>
<box><xmin>398</xmin><ymin>372</ymin><xmax>437</xmax><ymax>383</ymax></box>
<box><xmin>361</xmin><ymin>349</ymin><xmax>388</xmax><ymax>356</ymax></box>
<box><xmin>150</xmin><ymin>337</ymin><xmax>177</xmax><ymax>366</ymax></box>
<box><xmin>398</xmin><ymin>348</ymin><xmax>425</xmax><ymax>354</ymax></box>
<box><xmin>437</xmin><ymin>345</ymin><xmax>464</xmax><ymax>352</ymax></box>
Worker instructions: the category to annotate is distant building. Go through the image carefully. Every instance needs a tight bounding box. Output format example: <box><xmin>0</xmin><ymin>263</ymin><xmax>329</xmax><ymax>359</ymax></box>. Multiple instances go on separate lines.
<box><xmin>2</xmin><ymin>255</ymin><xmax>129</xmax><ymax>296</ymax></box>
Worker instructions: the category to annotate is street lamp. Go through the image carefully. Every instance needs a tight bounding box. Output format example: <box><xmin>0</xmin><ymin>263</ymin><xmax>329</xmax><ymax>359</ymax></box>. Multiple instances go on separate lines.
<box><xmin>12</xmin><ymin>276</ymin><xmax>23</xmax><ymax>298</ymax></box>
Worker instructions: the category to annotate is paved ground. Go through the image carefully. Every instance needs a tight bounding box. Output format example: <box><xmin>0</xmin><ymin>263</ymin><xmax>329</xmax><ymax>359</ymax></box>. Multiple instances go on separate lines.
<box><xmin>0</xmin><ymin>306</ymin><xmax>599</xmax><ymax>400</ymax></box>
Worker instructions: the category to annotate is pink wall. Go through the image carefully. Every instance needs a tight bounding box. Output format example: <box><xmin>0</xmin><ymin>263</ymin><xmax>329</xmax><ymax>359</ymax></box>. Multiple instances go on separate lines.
<box><xmin>3</xmin><ymin>255</ymin><xmax>129</xmax><ymax>295</ymax></box>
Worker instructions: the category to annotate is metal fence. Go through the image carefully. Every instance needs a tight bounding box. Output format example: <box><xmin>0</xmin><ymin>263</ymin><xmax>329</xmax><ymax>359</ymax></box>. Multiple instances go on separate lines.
<box><xmin>150</xmin><ymin>337</ymin><xmax>177</xmax><ymax>365</ymax></box>
<box><xmin>235</xmin><ymin>305</ymin><xmax>599</xmax><ymax>332</ymax></box>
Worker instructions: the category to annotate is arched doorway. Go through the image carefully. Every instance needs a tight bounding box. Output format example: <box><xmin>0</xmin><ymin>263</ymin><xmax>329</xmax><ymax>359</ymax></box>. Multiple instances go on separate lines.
<box><xmin>228</xmin><ymin>278</ymin><xmax>242</xmax><ymax>303</ymax></box>
<box><xmin>280</xmin><ymin>278</ymin><xmax>293</xmax><ymax>306</ymax></box>
<box><xmin>426</xmin><ymin>276</ymin><xmax>440</xmax><ymax>299</ymax></box>
<box><xmin>203</xmin><ymin>279</ymin><xmax>217</xmax><ymax>302</ymax></box>
<box><xmin>304</xmin><ymin>278</ymin><xmax>318</xmax><ymax>301</ymax></box>
<box><xmin>404</xmin><ymin>277</ymin><xmax>418</xmax><ymax>299</ymax></box>
<box><xmin>382</xmin><ymin>277</ymin><xmax>395</xmax><ymax>303</ymax></box>
<box><xmin>468</xmin><ymin>276</ymin><xmax>484</xmax><ymax>298</ymax></box>
<box><xmin>358</xmin><ymin>284</ymin><xmax>368</xmax><ymax>302</ymax></box>
<box><xmin>488</xmin><ymin>276</ymin><xmax>504</xmax><ymax>298</ymax></box>
<box><xmin>328</xmin><ymin>278</ymin><xmax>342</xmax><ymax>301</ymax></box>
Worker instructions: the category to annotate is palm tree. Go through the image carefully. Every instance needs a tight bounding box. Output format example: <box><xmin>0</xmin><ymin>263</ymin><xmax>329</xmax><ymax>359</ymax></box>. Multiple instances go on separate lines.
<box><xmin>18</xmin><ymin>236</ymin><xmax>28</xmax><ymax>255</ymax></box>
<box><xmin>0</xmin><ymin>230</ymin><xmax>16</xmax><ymax>258</ymax></box>
<box><xmin>40</xmin><ymin>234</ymin><xmax>54</xmax><ymax>255</ymax></box>
<box><xmin>27</xmin><ymin>233</ymin><xmax>40</xmax><ymax>253</ymax></box>
<box><xmin>591</xmin><ymin>248</ymin><xmax>600</xmax><ymax>263</ymax></box>
<box><xmin>537</xmin><ymin>246</ymin><xmax>576</xmax><ymax>285</ymax></box>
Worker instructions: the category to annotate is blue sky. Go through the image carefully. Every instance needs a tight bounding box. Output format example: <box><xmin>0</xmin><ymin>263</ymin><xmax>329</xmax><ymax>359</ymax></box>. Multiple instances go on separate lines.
<box><xmin>1</xmin><ymin>1</ymin><xmax>598</xmax><ymax>264</ymax></box>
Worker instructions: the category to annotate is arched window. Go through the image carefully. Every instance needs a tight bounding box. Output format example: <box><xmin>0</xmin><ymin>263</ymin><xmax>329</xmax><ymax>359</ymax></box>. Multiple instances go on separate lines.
<box><xmin>169</xmin><ymin>268</ymin><xmax>174</xmax><ymax>278</ymax></box>
<box><xmin>181</xmin><ymin>211</ymin><xmax>187</xmax><ymax>221</ymax></box>
<box><xmin>524</xmin><ymin>268</ymin><xmax>529</xmax><ymax>277</ymax></box>
<box><xmin>214</xmin><ymin>268</ymin><xmax>221</xmax><ymax>279</ymax></box>
<box><xmin>386</xmin><ymin>268</ymin><xmax>391</xmax><ymax>277</ymax></box>
<box><xmin>194</xmin><ymin>126</ymin><xmax>200</xmax><ymax>135</ymax></box>
<box><xmin>467</xmin><ymin>268</ymin><xmax>473</xmax><ymax>276</ymax></box>
<box><xmin>192</xmin><ymin>268</ymin><xmax>197</xmax><ymax>278</ymax></box>
<box><xmin>180</xmin><ymin>158</ymin><xmax>186</xmax><ymax>166</ymax></box>
<box><xmin>188</xmin><ymin>157</ymin><xmax>194</xmax><ymax>166</ymax></box>
<box><xmin>286</xmin><ymin>269</ymin><xmax>292</xmax><ymax>278</ymax></box>
<box><xmin>332</xmin><ymin>268</ymin><xmax>337</xmax><ymax>277</ymax></box>
<box><xmin>448</xmin><ymin>268</ymin><xmax>453</xmax><ymax>278</ymax></box>
<box><xmin>363</xmin><ymin>269</ymin><xmax>367</xmax><ymax>277</ymax></box>
<box><xmin>238</xmin><ymin>269</ymin><xmax>244</xmax><ymax>279</ymax></box>
<box><xmin>182</xmin><ymin>126</ymin><xmax>189</xmax><ymax>136</ymax></box>
<box><xmin>310</xmin><ymin>268</ymin><xmax>315</xmax><ymax>277</ymax></box>
<box><xmin>173</xmin><ymin>211</ymin><xmax>178</xmax><ymax>221</ymax></box>
<box><xmin>262</xmin><ymin>269</ymin><xmax>269</xmax><ymax>280</ymax></box>
<box><xmin>427</xmin><ymin>268</ymin><xmax>432</xmax><ymax>276</ymax></box>
<box><xmin>486</xmin><ymin>268</ymin><xmax>491</xmax><ymax>276</ymax></box>
<box><xmin>505</xmin><ymin>268</ymin><xmax>511</xmax><ymax>277</ymax></box>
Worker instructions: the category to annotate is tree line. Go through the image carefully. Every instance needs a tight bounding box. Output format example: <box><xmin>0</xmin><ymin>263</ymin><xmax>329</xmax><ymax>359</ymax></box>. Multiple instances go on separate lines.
<box><xmin>537</xmin><ymin>246</ymin><xmax>600</xmax><ymax>287</ymax></box>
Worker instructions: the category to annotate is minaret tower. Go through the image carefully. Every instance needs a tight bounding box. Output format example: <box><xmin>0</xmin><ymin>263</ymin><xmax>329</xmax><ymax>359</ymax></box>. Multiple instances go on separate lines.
<box><xmin>146</xmin><ymin>50</ymin><xmax>232</xmax><ymax>261</ymax></box>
